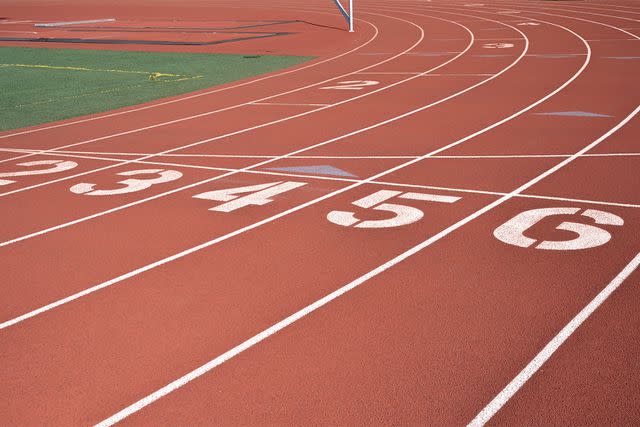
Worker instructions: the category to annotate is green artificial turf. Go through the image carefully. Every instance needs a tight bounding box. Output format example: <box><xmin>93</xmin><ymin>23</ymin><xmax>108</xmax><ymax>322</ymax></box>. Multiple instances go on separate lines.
<box><xmin>0</xmin><ymin>46</ymin><xmax>313</xmax><ymax>131</ymax></box>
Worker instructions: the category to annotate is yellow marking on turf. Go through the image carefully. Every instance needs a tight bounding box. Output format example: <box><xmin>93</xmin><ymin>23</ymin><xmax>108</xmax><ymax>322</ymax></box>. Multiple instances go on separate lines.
<box><xmin>0</xmin><ymin>63</ymin><xmax>203</xmax><ymax>81</ymax></box>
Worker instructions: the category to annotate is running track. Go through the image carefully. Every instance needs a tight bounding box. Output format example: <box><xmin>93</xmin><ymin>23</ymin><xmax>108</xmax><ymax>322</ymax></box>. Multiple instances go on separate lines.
<box><xmin>1</xmin><ymin>0</ymin><xmax>639</xmax><ymax>424</ymax></box>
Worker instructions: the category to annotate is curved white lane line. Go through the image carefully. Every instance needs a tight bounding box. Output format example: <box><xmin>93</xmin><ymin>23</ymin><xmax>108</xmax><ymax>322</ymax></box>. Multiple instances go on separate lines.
<box><xmin>0</xmin><ymin>7</ymin><xmax>568</xmax><ymax>328</ymax></box>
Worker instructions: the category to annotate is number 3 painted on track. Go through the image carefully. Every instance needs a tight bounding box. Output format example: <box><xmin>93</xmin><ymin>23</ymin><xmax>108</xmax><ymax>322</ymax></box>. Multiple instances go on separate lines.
<box><xmin>327</xmin><ymin>190</ymin><xmax>459</xmax><ymax>228</ymax></box>
<box><xmin>493</xmin><ymin>207</ymin><xmax>624</xmax><ymax>250</ymax></box>
<box><xmin>69</xmin><ymin>169</ymin><xmax>182</xmax><ymax>196</ymax></box>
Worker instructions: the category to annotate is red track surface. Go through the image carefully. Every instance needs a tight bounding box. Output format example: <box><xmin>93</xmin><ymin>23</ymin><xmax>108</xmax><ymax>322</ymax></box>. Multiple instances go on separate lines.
<box><xmin>1</xmin><ymin>0</ymin><xmax>639</xmax><ymax>424</ymax></box>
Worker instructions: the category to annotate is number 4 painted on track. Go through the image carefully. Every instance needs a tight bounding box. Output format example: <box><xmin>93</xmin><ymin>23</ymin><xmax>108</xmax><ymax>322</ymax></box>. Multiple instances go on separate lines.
<box><xmin>327</xmin><ymin>190</ymin><xmax>460</xmax><ymax>228</ymax></box>
<box><xmin>193</xmin><ymin>181</ymin><xmax>306</xmax><ymax>212</ymax></box>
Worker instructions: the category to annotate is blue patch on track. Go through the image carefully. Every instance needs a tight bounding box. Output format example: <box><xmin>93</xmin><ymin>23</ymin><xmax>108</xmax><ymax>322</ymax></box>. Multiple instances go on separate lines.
<box><xmin>604</xmin><ymin>56</ymin><xmax>640</xmax><ymax>60</ymax></box>
<box><xmin>265</xmin><ymin>165</ymin><xmax>357</xmax><ymax>177</ymax></box>
<box><xmin>534</xmin><ymin>111</ymin><xmax>612</xmax><ymax>118</ymax></box>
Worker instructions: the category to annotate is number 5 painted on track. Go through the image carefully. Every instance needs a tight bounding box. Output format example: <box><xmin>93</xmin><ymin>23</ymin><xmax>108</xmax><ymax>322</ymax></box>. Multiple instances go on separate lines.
<box><xmin>327</xmin><ymin>190</ymin><xmax>460</xmax><ymax>228</ymax></box>
<box><xmin>320</xmin><ymin>80</ymin><xmax>379</xmax><ymax>90</ymax></box>
<box><xmin>0</xmin><ymin>160</ymin><xmax>78</xmax><ymax>186</ymax></box>
<box><xmin>493</xmin><ymin>207</ymin><xmax>624</xmax><ymax>250</ymax></box>
<box><xmin>70</xmin><ymin>169</ymin><xmax>182</xmax><ymax>196</ymax></box>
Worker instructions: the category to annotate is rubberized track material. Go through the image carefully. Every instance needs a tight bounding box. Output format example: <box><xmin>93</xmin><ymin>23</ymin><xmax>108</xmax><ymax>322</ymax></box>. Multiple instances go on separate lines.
<box><xmin>1</xmin><ymin>0</ymin><xmax>639</xmax><ymax>425</ymax></box>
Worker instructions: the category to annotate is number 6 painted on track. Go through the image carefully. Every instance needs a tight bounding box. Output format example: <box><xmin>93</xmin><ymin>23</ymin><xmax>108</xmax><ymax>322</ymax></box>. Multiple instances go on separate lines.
<box><xmin>69</xmin><ymin>169</ymin><xmax>182</xmax><ymax>196</ymax></box>
<box><xmin>327</xmin><ymin>190</ymin><xmax>460</xmax><ymax>228</ymax></box>
<box><xmin>493</xmin><ymin>207</ymin><xmax>624</xmax><ymax>250</ymax></box>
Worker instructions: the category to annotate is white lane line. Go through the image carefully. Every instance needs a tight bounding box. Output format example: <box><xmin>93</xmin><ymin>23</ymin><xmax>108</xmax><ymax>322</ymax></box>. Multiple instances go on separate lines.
<box><xmin>3</xmin><ymin>148</ymin><xmax>640</xmax><ymax>160</ymax></box>
<box><xmin>0</xmin><ymin>20</ymin><xmax>34</xmax><ymax>25</ymax></box>
<box><xmin>0</xmin><ymin>30</ymin><xmax>38</xmax><ymax>34</ymax></box>
<box><xmin>0</xmin><ymin>8</ymin><xmax>376</xmax><ymax>141</ymax></box>
<box><xmin>2</xmin><ymin>147</ymin><xmax>639</xmax><ymax>213</ymax></box>
<box><xmin>34</xmin><ymin>18</ymin><xmax>116</xmax><ymax>27</ymax></box>
<box><xmin>249</xmin><ymin>102</ymin><xmax>331</xmax><ymax>107</ymax></box>
<box><xmin>355</xmin><ymin>72</ymin><xmax>494</xmax><ymax>76</ymax></box>
<box><xmin>97</xmin><ymin>105</ymin><xmax>640</xmax><ymax>427</ymax></box>
<box><xmin>468</xmin><ymin>251</ymin><xmax>640</xmax><ymax>426</ymax></box>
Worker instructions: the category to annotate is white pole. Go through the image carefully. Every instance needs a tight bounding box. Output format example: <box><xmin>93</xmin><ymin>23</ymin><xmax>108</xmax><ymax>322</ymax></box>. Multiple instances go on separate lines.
<box><xmin>349</xmin><ymin>0</ymin><xmax>354</xmax><ymax>32</ymax></box>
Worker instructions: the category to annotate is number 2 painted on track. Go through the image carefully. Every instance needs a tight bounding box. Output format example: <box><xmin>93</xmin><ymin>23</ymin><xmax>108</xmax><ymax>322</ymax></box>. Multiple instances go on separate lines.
<box><xmin>70</xmin><ymin>169</ymin><xmax>182</xmax><ymax>196</ymax></box>
<box><xmin>328</xmin><ymin>190</ymin><xmax>460</xmax><ymax>228</ymax></box>
<box><xmin>320</xmin><ymin>80</ymin><xmax>379</xmax><ymax>90</ymax></box>
<box><xmin>193</xmin><ymin>181</ymin><xmax>306</xmax><ymax>212</ymax></box>
<box><xmin>0</xmin><ymin>160</ymin><xmax>78</xmax><ymax>186</ymax></box>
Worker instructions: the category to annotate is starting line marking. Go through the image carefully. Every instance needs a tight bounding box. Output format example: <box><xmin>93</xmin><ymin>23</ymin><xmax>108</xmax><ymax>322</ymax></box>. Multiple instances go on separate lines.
<box><xmin>1</xmin><ymin>147</ymin><xmax>639</xmax><ymax>216</ymax></box>
<box><xmin>469</xmin><ymin>251</ymin><xmax>640</xmax><ymax>426</ymax></box>
<box><xmin>34</xmin><ymin>18</ymin><xmax>116</xmax><ymax>28</ymax></box>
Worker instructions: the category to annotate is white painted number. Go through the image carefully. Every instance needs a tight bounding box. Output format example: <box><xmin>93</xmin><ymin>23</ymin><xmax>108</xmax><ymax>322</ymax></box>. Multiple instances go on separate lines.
<box><xmin>483</xmin><ymin>42</ymin><xmax>514</xmax><ymax>49</ymax></box>
<box><xmin>493</xmin><ymin>207</ymin><xmax>624</xmax><ymax>250</ymax></box>
<box><xmin>70</xmin><ymin>169</ymin><xmax>182</xmax><ymax>196</ymax></box>
<box><xmin>193</xmin><ymin>181</ymin><xmax>306</xmax><ymax>212</ymax></box>
<box><xmin>320</xmin><ymin>80</ymin><xmax>379</xmax><ymax>90</ymax></box>
<box><xmin>0</xmin><ymin>160</ymin><xmax>78</xmax><ymax>186</ymax></box>
<box><xmin>517</xmin><ymin>22</ymin><xmax>540</xmax><ymax>26</ymax></box>
<box><xmin>328</xmin><ymin>190</ymin><xmax>460</xmax><ymax>228</ymax></box>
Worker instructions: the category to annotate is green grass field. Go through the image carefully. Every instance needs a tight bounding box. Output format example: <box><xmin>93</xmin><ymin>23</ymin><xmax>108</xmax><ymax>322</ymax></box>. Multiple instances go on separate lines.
<box><xmin>0</xmin><ymin>46</ymin><xmax>313</xmax><ymax>131</ymax></box>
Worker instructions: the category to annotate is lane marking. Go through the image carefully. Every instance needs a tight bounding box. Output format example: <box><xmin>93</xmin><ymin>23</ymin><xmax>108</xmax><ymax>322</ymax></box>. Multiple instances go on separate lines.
<box><xmin>0</xmin><ymin>20</ymin><xmax>34</xmax><ymax>25</ymax></box>
<box><xmin>250</xmin><ymin>102</ymin><xmax>330</xmax><ymax>107</ymax></box>
<box><xmin>355</xmin><ymin>72</ymin><xmax>494</xmax><ymax>76</ymax></box>
<box><xmin>34</xmin><ymin>18</ymin><xmax>116</xmax><ymax>27</ymax></box>
<box><xmin>468</xmin><ymin>251</ymin><xmax>640</xmax><ymax>426</ymax></box>
<box><xmin>4</xmin><ymin>148</ymin><xmax>640</xmax><ymax>160</ymax></box>
<box><xmin>534</xmin><ymin>111</ymin><xmax>612</xmax><ymax>118</ymax></box>
<box><xmin>96</xmin><ymin>104</ymin><xmax>640</xmax><ymax>427</ymax></box>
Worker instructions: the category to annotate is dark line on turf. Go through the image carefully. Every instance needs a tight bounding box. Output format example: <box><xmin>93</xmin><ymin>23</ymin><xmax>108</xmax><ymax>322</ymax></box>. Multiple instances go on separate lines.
<box><xmin>0</xmin><ymin>32</ymin><xmax>294</xmax><ymax>46</ymax></box>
